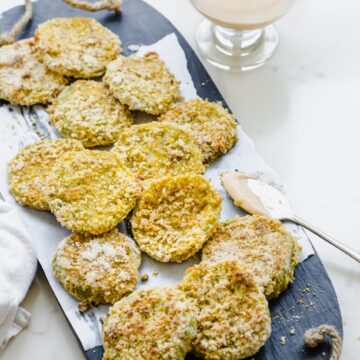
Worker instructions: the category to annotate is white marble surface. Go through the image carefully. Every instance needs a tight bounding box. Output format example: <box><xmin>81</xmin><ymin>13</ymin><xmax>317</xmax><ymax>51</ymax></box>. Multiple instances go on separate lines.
<box><xmin>1</xmin><ymin>1</ymin><xmax>359</xmax><ymax>359</ymax></box>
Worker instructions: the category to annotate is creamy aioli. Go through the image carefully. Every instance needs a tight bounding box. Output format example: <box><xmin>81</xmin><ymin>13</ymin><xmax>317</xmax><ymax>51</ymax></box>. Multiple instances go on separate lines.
<box><xmin>221</xmin><ymin>171</ymin><xmax>270</xmax><ymax>216</ymax></box>
<box><xmin>190</xmin><ymin>0</ymin><xmax>296</xmax><ymax>30</ymax></box>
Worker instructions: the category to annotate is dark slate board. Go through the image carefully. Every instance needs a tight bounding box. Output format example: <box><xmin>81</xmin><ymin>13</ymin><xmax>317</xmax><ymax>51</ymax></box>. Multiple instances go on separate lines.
<box><xmin>0</xmin><ymin>1</ymin><xmax>343</xmax><ymax>359</ymax></box>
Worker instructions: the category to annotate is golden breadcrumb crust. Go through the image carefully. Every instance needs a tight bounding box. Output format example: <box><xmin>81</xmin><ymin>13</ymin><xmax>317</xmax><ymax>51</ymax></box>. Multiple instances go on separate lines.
<box><xmin>49</xmin><ymin>80</ymin><xmax>134</xmax><ymax>147</ymax></box>
<box><xmin>112</xmin><ymin>122</ymin><xmax>204</xmax><ymax>181</ymax></box>
<box><xmin>7</xmin><ymin>139</ymin><xmax>84</xmax><ymax>210</ymax></box>
<box><xmin>44</xmin><ymin>150</ymin><xmax>141</xmax><ymax>234</ymax></box>
<box><xmin>102</xmin><ymin>287</ymin><xmax>197</xmax><ymax>360</ymax></box>
<box><xmin>0</xmin><ymin>38</ymin><xmax>68</xmax><ymax>105</ymax></box>
<box><xmin>104</xmin><ymin>52</ymin><xmax>180</xmax><ymax>115</ymax></box>
<box><xmin>178</xmin><ymin>260</ymin><xmax>271</xmax><ymax>360</ymax></box>
<box><xmin>35</xmin><ymin>17</ymin><xmax>121</xmax><ymax>78</ymax></box>
<box><xmin>202</xmin><ymin>215</ymin><xmax>302</xmax><ymax>299</ymax></box>
<box><xmin>158</xmin><ymin>99</ymin><xmax>238</xmax><ymax>162</ymax></box>
<box><xmin>52</xmin><ymin>229</ymin><xmax>141</xmax><ymax>307</ymax></box>
<box><xmin>131</xmin><ymin>175</ymin><xmax>221</xmax><ymax>263</ymax></box>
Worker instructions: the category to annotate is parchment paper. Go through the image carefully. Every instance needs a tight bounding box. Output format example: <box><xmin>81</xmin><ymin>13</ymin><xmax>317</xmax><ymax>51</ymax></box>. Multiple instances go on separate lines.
<box><xmin>0</xmin><ymin>33</ymin><xmax>314</xmax><ymax>350</ymax></box>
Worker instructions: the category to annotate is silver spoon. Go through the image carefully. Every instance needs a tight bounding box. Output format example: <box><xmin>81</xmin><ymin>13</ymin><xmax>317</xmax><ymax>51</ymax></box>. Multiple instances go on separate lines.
<box><xmin>221</xmin><ymin>171</ymin><xmax>360</xmax><ymax>263</ymax></box>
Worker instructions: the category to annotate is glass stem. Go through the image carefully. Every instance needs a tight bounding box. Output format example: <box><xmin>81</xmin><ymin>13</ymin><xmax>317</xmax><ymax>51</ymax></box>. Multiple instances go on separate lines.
<box><xmin>213</xmin><ymin>25</ymin><xmax>263</xmax><ymax>56</ymax></box>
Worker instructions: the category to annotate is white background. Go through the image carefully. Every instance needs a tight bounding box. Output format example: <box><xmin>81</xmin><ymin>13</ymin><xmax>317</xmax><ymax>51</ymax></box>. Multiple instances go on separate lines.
<box><xmin>1</xmin><ymin>1</ymin><xmax>359</xmax><ymax>359</ymax></box>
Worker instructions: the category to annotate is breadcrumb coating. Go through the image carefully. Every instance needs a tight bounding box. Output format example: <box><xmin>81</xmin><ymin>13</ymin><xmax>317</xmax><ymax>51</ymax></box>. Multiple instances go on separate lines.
<box><xmin>49</xmin><ymin>80</ymin><xmax>134</xmax><ymax>147</ymax></box>
<box><xmin>102</xmin><ymin>287</ymin><xmax>197</xmax><ymax>360</ymax></box>
<box><xmin>178</xmin><ymin>260</ymin><xmax>271</xmax><ymax>360</ymax></box>
<box><xmin>52</xmin><ymin>229</ymin><xmax>141</xmax><ymax>307</ymax></box>
<box><xmin>35</xmin><ymin>17</ymin><xmax>121</xmax><ymax>78</ymax></box>
<box><xmin>44</xmin><ymin>150</ymin><xmax>141</xmax><ymax>234</ymax></box>
<box><xmin>202</xmin><ymin>215</ymin><xmax>301</xmax><ymax>299</ymax></box>
<box><xmin>158</xmin><ymin>99</ymin><xmax>238</xmax><ymax>162</ymax></box>
<box><xmin>112</xmin><ymin>122</ymin><xmax>204</xmax><ymax>181</ymax></box>
<box><xmin>131</xmin><ymin>175</ymin><xmax>221</xmax><ymax>263</ymax></box>
<box><xmin>0</xmin><ymin>38</ymin><xmax>68</xmax><ymax>105</ymax></box>
<box><xmin>7</xmin><ymin>139</ymin><xmax>84</xmax><ymax>210</ymax></box>
<box><xmin>104</xmin><ymin>52</ymin><xmax>180</xmax><ymax>115</ymax></box>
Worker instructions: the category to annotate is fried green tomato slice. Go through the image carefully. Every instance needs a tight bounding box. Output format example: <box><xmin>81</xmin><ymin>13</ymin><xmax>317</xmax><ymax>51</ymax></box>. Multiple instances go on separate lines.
<box><xmin>44</xmin><ymin>150</ymin><xmax>141</xmax><ymax>235</ymax></box>
<box><xmin>131</xmin><ymin>175</ymin><xmax>221</xmax><ymax>263</ymax></box>
<box><xmin>52</xmin><ymin>229</ymin><xmax>141</xmax><ymax>308</ymax></box>
<box><xmin>7</xmin><ymin>139</ymin><xmax>84</xmax><ymax>210</ymax></box>
<box><xmin>104</xmin><ymin>52</ymin><xmax>180</xmax><ymax>115</ymax></box>
<box><xmin>202</xmin><ymin>215</ymin><xmax>302</xmax><ymax>299</ymax></box>
<box><xmin>49</xmin><ymin>80</ymin><xmax>134</xmax><ymax>147</ymax></box>
<box><xmin>178</xmin><ymin>260</ymin><xmax>271</xmax><ymax>360</ymax></box>
<box><xmin>158</xmin><ymin>99</ymin><xmax>238</xmax><ymax>162</ymax></box>
<box><xmin>102</xmin><ymin>287</ymin><xmax>197</xmax><ymax>360</ymax></box>
<box><xmin>34</xmin><ymin>17</ymin><xmax>121</xmax><ymax>78</ymax></box>
<box><xmin>111</xmin><ymin>122</ymin><xmax>204</xmax><ymax>181</ymax></box>
<box><xmin>0</xmin><ymin>38</ymin><xmax>68</xmax><ymax>105</ymax></box>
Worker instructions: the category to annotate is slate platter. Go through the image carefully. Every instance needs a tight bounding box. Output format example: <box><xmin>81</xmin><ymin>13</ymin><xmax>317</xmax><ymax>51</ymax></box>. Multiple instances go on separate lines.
<box><xmin>0</xmin><ymin>1</ymin><xmax>343</xmax><ymax>359</ymax></box>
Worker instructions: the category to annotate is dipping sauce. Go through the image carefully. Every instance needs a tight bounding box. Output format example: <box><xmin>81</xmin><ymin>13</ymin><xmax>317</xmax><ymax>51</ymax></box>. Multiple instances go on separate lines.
<box><xmin>221</xmin><ymin>171</ymin><xmax>270</xmax><ymax>216</ymax></box>
<box><xmin>190</xmin><ymin>0</ymin><xmax>295</xmax><ymax>30</ymax></box>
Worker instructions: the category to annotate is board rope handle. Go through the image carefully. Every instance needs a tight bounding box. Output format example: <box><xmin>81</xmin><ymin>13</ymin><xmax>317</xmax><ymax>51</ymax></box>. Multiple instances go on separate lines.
<box><xmin>304</xmin><ymin>324</ymin><xmax>342</xmax><ymax>360</ymax></box>
<box><xmin>0</xmin><ymin>0</ymin><xmax>121</xmax><ymax>46</ymax></box>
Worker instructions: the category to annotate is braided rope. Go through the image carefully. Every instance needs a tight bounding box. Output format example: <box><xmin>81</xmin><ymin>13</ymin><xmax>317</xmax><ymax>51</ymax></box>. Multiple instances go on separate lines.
<box><xmin>0</xmin><ymin>0</ymin><xmax>121</xmax><ymax>46</ymax></box>
<box><xmin>304</xmin><ymin>325</ymin><xmax>342</xmax><ymax>360</ymax></box>
<box><xmin>0</xmin><ymin>0</ymin><xmax>32</xmax><ymax>46</ymax></box>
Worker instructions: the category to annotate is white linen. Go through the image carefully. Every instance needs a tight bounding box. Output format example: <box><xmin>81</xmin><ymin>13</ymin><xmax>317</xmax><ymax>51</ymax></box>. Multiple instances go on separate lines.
<box><xmin>0</xmin><ymin>201</ymin><xmax>37</xmax><ymax>352</ymax></box>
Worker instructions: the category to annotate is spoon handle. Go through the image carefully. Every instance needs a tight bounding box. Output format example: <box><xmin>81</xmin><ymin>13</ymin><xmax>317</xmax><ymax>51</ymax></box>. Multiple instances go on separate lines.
<box><xmin>284</xmin><ymin>215</ymin><xmax>360</xmax><ymax>263</ymax></box>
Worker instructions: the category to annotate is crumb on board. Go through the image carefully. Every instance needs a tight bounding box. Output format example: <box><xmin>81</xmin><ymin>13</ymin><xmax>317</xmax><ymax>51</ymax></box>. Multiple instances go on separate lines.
<box><xmin>152</xmin><ymin>271</ymin><xmax>158</xmax><ymax>276</ymax></box>
<box><xmin>306</xmin><ymin>301</ymin><xmax>315</xmax><ymax>308</ymax></box>
<box><xmin>279</xmin><ymin>336</ymin><xmax>286</xmax><ymax>345</ymax></box>
<box><xmin>296</xmin><ymin>298</ymin><xmax>315</xmax><ymax>308</ymax></box>
<box><xmin>141</xmin><ymin>273</ymin><xmax>149</xmax><ymax>281</ymax></box>
<box><xmin>289</xmin><ymin>328</ymin><xmax>296</xmax><ymax>335</ymax></box>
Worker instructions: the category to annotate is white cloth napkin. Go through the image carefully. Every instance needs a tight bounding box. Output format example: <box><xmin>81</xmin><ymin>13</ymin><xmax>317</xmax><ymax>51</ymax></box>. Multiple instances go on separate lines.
<box><xmin>0</xmin><ymin>200</ymin><xmax>37</xmax><ymax>353</ymax></box>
